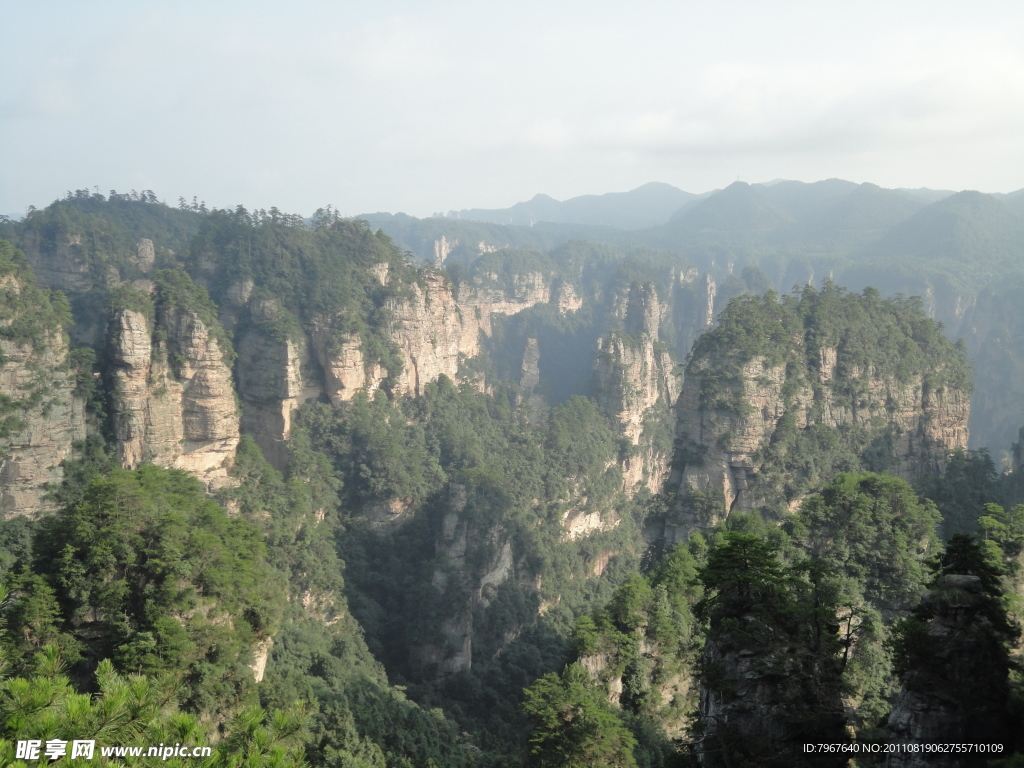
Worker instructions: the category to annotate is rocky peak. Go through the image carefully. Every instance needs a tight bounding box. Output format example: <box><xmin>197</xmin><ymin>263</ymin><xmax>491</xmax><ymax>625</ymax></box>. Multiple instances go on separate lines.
<box><xmin>697</xmin><ymin>614</ymin><xmax>848</xmax><ymax>766</ymax></box>
<box><xmin>555</xmin><ymin>281</ymin><xmax>582</xmax><ymax>314</ymax></box>
<box><xmin>623</xmin><ymin>282</ymin><xmax>662</xmax><ymax>337</ymax></box>
<box><xmin>20</xmin><ymin>229</ymin><xmax>93</xmax><ymax>293</ymax></box>
<box><xmin>235</xmin><ymin>266</ymin><xmax>560</xmax><ymax>465</ymax></box>
<box><xmin>672</xmin><ymin>355</ymin><xmax>969</xmax><ymax>525</ymax></box>
<box><xmin>520</xmin><ymin>337</ymin><xmax>541</xmax><ymax>391</ymax></box>
<box><xmin>416</xmin><ymin>482</ymin><xmax>514</xmax><ymax>679</ymax></box>
<box><xmin>135</xmin><ymin>238</ymin><xmax>156</xmax><ymax>272</ymax></box>
<box><xmin>433</xmin><ymin>235</ymin><xmax>457</xmax><ymax>265</ymax></box>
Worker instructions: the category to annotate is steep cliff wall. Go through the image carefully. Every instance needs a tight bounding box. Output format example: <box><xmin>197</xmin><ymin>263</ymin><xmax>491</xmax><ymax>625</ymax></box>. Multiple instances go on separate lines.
<box><xmin>697</xmin><ymin>617</ymin><xmax>847</xmax><ymax>765</ymax></box>
<box><xmin>16</xmin><ymin>193</ymin><xmax>203</xmax><ymax>349</ymax></box>
<box><xmin>230</xmin><ymin>292</ymin><xmax>323</xmax><ymax>471</ymax></box>
<box><xmin>595</xmin><ymin>283</ymin><xmax>678</xmax><ymax>444</ymax></box>
<box><xmin>666</xmin><ymin>289</ymin><xmax>971</xmax><ymax>529</ymax></box>
<box><xmin>673</xmin><ymin>357</ymin><xmax>968</xmax><ymax>519</ymax></box>
<box><xmin>236</xmin><ymin>332</ymin><xmax>312</xmax><ymax>471</ymax></box>
<box><xmin>109</xmin><ymin>279</ymin><xmax>239</xmax><ymax>490</ymax></box>
<box><xmin>416</xmin><ymin>482</ymin><xmax>515</xmax><ymax>678</ymax></box>
<box><xmin>0</xmin><ymin>332</ymin><xmax>85</xmax><ymax>518</ymax></box>
<box><xmin>0</xmin><ymin>243</ymin><xmax>87</xmax><ymax>518</ymax></box>
<box><xmin>593</xmin><ymin>283</ymin><xmax>681</xmax><ymax>493</ymax></box>
<box><xmin>19</xmin><ymin>229</ymin><xmax>97</xmax><ymax>294</ymax></box>
<box><xmin>368</xmin><ymin>268</ymin><xmax>551</xmax><ymax>400</ymax></box>
<box><xmin>234</xmin><ymin>266</ymin><xmax>559</xmax><ymax>466</ymax></box>
<box><xmin>953</xmin><ymin>284</ymin><xmax>1024</xmax><ymax>453</ymax></box>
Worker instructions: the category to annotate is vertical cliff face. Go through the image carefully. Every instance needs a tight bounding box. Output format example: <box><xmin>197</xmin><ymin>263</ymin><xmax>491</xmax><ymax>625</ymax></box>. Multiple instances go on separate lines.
<box><xmin>303</xmin><ymin>269</ymin><xmax>553</xmax><ymax>403</ymax></box>
<box><xmin>666</xmin><ymin>289</ymin><xmax>972</xmax><ymax>529</ymax></box>
<box><xmin>230</xmin><ymin>293</ymin><xmax>323</xmax><ymax>471</ymax></box>
<box><xmin>18</xmin><ymin>206</ymin><xmax>184</xmax><ymax>347</ymax></box>
<box><xmin>0</xmin><ymin>244</ymin><xmax>87</xmax><ymax>518</ymax></box>
<box><xmin>415</xmin><ymin>482</ymin><xmax>515</xmax><ymax>679</ymax></box>
<box><xmin>1016</xmin><ymin>425</ymin><xmax>1024</xmax><ymax>475</ymax></box>
<box><xmin>109</xmin><ymin>291</ymin><xmax>239</xmax><ymax>491</ymax></box>
<box><xmin>954</xmin><ymin>285</ymin><xmax>1024</xmax><ymax>452</ymax></box>
<box><xmin>697</xmin><ymin>622</ymin><xmax>847</xmax><ymax>766</ymax></box>
<box><xmin>377</xmin><ymin>269</ymin><xmax>551</xmax><ymax>398</ymax></box>
<box><xmin>594</xmin><ymin>333</ymin><xmax>674</xmax><ymax>443</ymax></box>
<box><xmin>0</xmin><ymin>329</ymin><xmax>85</xmax><ymax>518</ymax></box>
<box><xmin>592</xmin><ymin>283</ymin><xmax>681</xmax><ymax>493</ymax></box>
<box><xmin>236</xmin><ymin>333</ymin><xmax>310</xmax><ymax>471</ymax></box>
<box><xmin>19</xmin><ymin>229</ymin><xmax>96</xmax><ymax>294</ymax></box>
<box><xmin>669</xmin><ymin>270</ymin><xmax>717</xmax><ymax>363</ymax></box>
<box><xmin>233</xmin><ymin>266</ymin><xmax>560</xmax><ymax>465</ymax></box>
<box><xmin>672</xmin><ymin>356</ymin><xmax>969</xmax><ymax>521</ymax></box>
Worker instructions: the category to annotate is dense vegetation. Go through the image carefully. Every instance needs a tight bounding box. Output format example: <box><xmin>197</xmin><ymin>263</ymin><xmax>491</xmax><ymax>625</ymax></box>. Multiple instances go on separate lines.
<box><xmin>689</xmin><ymin>282</ymin><xmax>972</xmax><ymax>412</ymax></box>
<box><xmin>0</xmin><ymin>641</ymin><xmax>308</xmax><ymax>768</ymax></box>
<box><xmin>17</xmin><ymin>189</ymin><xmax>204</xmax><ymax>284</ymax></box>
<box><xmin>538</xmin><ymin>471</ymin><xmax>1024</xmax><ymax>763</ymax></box>
<box><xmin>186</xmin><ymin>207</ymin><xmax>419</xmax><ymax>376</ymax></box>
<box><xmin>0</xmin><ymin>240</ymin><xmax>72</xmax><ymax>351</ymax></box>
<box><xmin>292</xmin><ymin>378</ymin><xmax>651</xmax><ymax>762</ymax></box>
<box><xmin>0</xmin><ymin>451</ymin><xmax>475</xmax><ymax>767</ymax></box>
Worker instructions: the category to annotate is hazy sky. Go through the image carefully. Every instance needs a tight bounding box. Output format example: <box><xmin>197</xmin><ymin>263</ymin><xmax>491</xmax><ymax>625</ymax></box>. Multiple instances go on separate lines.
<box><xmin>4</xmin><ymin>1</ymin><xmax>1023</xmax><ymax>218</ymax></box>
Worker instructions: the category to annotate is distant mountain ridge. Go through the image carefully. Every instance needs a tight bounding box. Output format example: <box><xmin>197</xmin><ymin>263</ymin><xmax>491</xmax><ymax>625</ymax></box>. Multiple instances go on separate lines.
<box><xmin>423</xmin><ymin>178</ymin><xmax>988</xmax><ymax>235</ymax></box>
<box><xmin>451</xmin><ymin>181</ymin><xmax>697</xmax><ymax>230</ymax></box>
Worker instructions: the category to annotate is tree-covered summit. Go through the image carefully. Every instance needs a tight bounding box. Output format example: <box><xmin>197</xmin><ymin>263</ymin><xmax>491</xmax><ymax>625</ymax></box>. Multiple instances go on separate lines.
<box><xmin>690</xmin><ymin>282</ymin><xmax>971</xmax><ymax>394</ymax></box>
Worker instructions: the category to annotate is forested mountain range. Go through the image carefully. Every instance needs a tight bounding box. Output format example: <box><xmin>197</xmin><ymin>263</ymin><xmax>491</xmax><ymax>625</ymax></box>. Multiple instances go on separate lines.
<box><xmin>0</xmin><ymin>184</ymin><xmax>1022</xmax><ymax>765</ymax></box>
<box><xmin>364</xmin><ymin>179</ymin><xmax>1024</xmax><ymax>454</ymax></box>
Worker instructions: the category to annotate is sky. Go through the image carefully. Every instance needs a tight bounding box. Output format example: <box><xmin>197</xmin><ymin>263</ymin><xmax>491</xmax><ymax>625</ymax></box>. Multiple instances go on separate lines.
<box><xmin>3</xmin><ymin>1</ymin><xmax>1024</xmax><ymax>219</ymax></box>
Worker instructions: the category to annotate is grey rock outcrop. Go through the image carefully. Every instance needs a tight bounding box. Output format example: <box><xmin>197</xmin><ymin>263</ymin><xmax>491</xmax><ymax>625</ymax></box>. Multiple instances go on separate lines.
<box><xmin>670</xmin><ymin>349</ymin><xmax>969</xmax><ymax>526</ymax></box>
<box><xmin>235</xmin><ymin>326</ymin><xmax>320</xmax><ymax>471</ymax></box>
<box><xmin>0</xmin><ymin>331</ymin><xmax>86</xmax><ymax>518</ymax></box>
<box><xmin>415</xmin><ymin>482</ymin><xmax>515</xmax><ymax>679</ymax></box>
<box><xmin>0</xmin><ymin>254</ymin><xmax>88</xmax><ymax>518</ymax></box>
<box><xmin>234</xmin><ymin>266</ymin><xmax>562</xmax><ymax>466</ymax></box>
<box><xmin>20</xmin><ymin>229</ymin><xmax>95</xmax><ymax>294</ymax></box>
<box><xmin>697</xmin><ymin>625</ymin><xmax>848</xmax><ymax>766</ymax></box>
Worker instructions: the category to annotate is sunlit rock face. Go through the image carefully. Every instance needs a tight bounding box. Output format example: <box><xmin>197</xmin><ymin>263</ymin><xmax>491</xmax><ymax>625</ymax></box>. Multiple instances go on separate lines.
<box><xmin>668</xmin><ymin>337</ymin><xmax>969</xmax><ymax>531</ymax></box>
<box><xmin>110</xmin><ymin>306</ymin><xmax>239</xmax><ymax>491</ymax></box>
<box><xmin>590</xmin><ymin>282</ymin><xmax>683</xmax><ymax>496</ymax></box>
<box><xmin>235</xmin><ymin>265</ymin><xmax>557</xmax><ymax>465</ymax></box>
